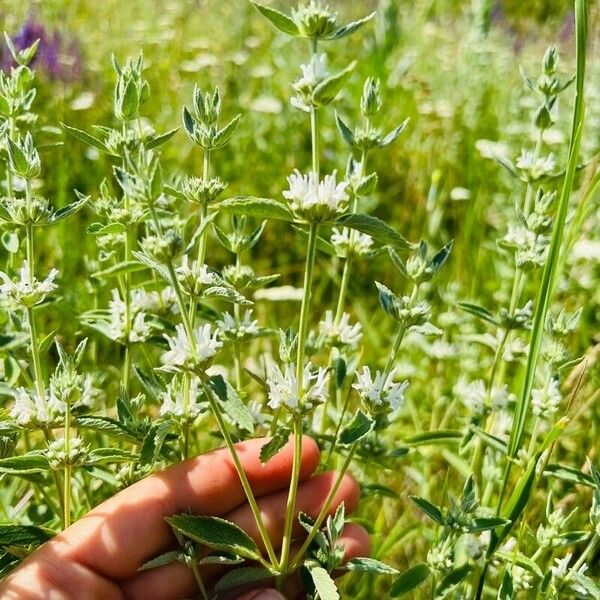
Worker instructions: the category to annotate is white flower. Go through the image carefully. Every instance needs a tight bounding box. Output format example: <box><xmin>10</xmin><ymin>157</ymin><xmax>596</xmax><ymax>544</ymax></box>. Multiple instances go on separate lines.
<box><xmin>161</xmin><ymin>324</ymin><xmax>222</xmax><ymax>372</ymax></box>
<box><xmin>160</xmin><ymin>377</ymin><xmax>205</xmax><ymax>419</ymax></box>
<box><xmin>454</xmin><ymin>378</ymin><xmax>486</xmax><ymax>416</ymax></box>
<box><xmin>108</xmin><ymin>289</ymin><xmax>151</xmax><ymax>343</ymax></box>
<box><xmin>266</xmin><ymin>362</ymin><xmax>329</xmax><ymax>411</ymax></box>
<box><xmin>216</xmin><ymin>310</ymin><xmax>260</xmax><ymax>340</ymax></box>
<box><xmin>532</xmin><ymin>377</ymin><xmax>562</xmax><ymax>418</ymax></box>
<box><xmin>176</xmin><ymin>256</ymin><xmax>222</xmax><ymax>296</ymax></box>
<box><xmin>283</xmin><ymin>169</ymin><xmax>348</xmax><ymax>221</ymax></box>
<box><xmin>10</xmin><ymin>387</ymin><xmax>51</xmax><ymax>426</ymax></box>
<box><xmin>330</xmin><ymin>227</ymin><xmax>373</xmax><ymax>257</ymax></box>
<box><xmin>0</xmin><ymin>261</ymin><xmax>58</xmax><ymax>308</ymax></box>
<box><xmin>296</xmin><ymin>53</ymin><xmax>328</xmax><ymax>88</ymax></box>
<box><xmin>516</xmin><ymin>149</ymin><xmax>556</xmax><ymax>180</ymax></box>
<box><xmin>132</xmin><ymin>287</ymin><xmax>178</xmax><ymax>314</ymax></box>
<box><xmin>353</xmin><ymin>366</ymin><xmax>408</xmax><ymax>412</ymax></box>
<box><xmin>551</xmin><ymin>553</ymin><xmax>572</xmax><ymax>579</ymax></box>
<box><xmin>318</xmin><ymin>310</ymin><xmax>362</xmax><ymax>348</ymax></box>
<box><xmin>501</xmin><ymin>224</ymin><xmax>536</xmax><ymax>250</ymax></box>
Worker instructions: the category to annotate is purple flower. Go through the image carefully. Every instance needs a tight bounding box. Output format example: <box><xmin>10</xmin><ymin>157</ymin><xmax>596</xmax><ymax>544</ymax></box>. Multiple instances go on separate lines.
<box><xmin>1</xmin><ymin>18</ymin><xmax>82</xmax><ymax>80</ymax></box>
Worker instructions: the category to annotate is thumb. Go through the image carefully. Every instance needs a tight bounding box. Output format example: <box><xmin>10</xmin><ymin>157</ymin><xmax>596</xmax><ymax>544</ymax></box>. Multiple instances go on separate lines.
<box><xmin>235</xmin><ymin>589</ymin><xmax>286</xmax><ymax>600</ymax></box>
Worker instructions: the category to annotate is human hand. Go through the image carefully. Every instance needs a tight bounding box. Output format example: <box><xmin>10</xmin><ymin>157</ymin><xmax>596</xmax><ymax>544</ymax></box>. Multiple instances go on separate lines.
<box><xmin>0</xmin><ymin>436</ymin><xmax>368</xmax><ymax>599</ymax></box>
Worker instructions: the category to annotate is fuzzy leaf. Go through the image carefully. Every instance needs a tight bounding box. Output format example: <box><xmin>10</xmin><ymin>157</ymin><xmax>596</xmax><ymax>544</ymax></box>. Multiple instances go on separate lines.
<box><xmin>49</xmin><ymin>192</ymin><xmax>90</xmax><ymax>224</ymax></box>
<box><xmin>216</xmin><ymin>196</ymin><xmax>294</xmax><ymax>222</ymax></box>
<box><xmin>0</xmin><ymin>453</ymin><xmax>49</xmax><ymax>474</ymax></box>
<box><xmin>208</xmin><ymin>375</ymin><xmax>254</xmax><ymax>433</ymax></box>
<box><xmin>250</xmin><ymin>2</ymin><xmax>299</xmax><ymax>36</ymax></box>
<box><xmin>61</xmin><ymin>123</ymin><xmax>113</xmax><ymax>154</ymax></box>
<box><xmin>335</xmin><ymin>113</ymin><xmax>356</xmax><ymax>147</ymax></box>
<box><xmin>74</xmin><ymin>415</ymin><xmax>137</xmax><ymax>442</ymax></box>
<box><xmin>469</xmin><ymin>517</ymin><xmax>510</xmax><ymax>533</ymax></box>
<box><xmin>335</xmin><ymin>213</ymin><xmax>413</xmax><ymax>250</ymax></box>
<box><xmin>346</xmin><ymin>557</ymin><xmax>398</xmax><ymax>575</ymax></box>
<box><xmin>389</xmin><ymin>564</ymin><xmax>431</xmax><ymax>597</ymax></box>
<box><xmin>309</xmin><ymin>565</ymin><xmax>339</xmax><ymax>600</ymax></box>
<box><xmin>165</xmin><ymin>514</ymin><xmax>260</xmax><ymax>560</ymax></box>
<box><xmin>313</xmin><ymin>62</ymin><xmax>356</xmax><ymax>107</ymax></box>
<box><xmin>203</xmin><ymin>285</ymin><xmax>252</xmax><ymax>305</ymax></box>
<box><xmin>86</xmin><ymin>448</ymin><xmax>138</xmax><ymax>465</ymax></box>
<box><xmin>139</xmin><ymin>551</ymin><xmax>180</xmax><ymax>571</ymax></box>
<box><xmin>410</xmin><ymin>496</ymin><xmax>445</xmax><ymax>525</ymax></box>
<box><xmin>146</xmin><ymin>127</ymin><xmax>179</xmax><ymax>150</ymax></box>
<box><xmin>543</xmin><ymin>463</ymin><xmax>594</xmax><ymax>487</ymax></box>
<box><xmin>214</xmin><ymin>567</ymin><xmax>273</xmax><ymax>592</ymax></box>
<box><xmin>458</xmin><ymin>302</ymin><xmax>498</xmax><ymax>326</ymax></box>
<box><xmin>260</xmin><ymin>427</ymin><xmax>291</xmax><ymax>464</ymax></box>
<box><xmin>435</xmin><ymin>564</ymin><xmax>472</xmax><ymax>595</ymax></box>
<box><xmin>338</xmin><ymin>410</ymin><xmax>374</xmax><ymax>446</ymax></box>
<box><xmin>91</xmin><ymin>260</ymin><xmax>146</xmax><ymax>280</ymax></box>
<box><xmin>324</xmin><ymin>13</ymin><xmax>375</xmax><ymax>40</ymax></box>
<box><xmin>0</xmin><ymin>524</ymin><xmax>54</xmax><ymax>548</ymax></box>
<box><xmin>380</xmin><ymin>118</ymin><xmax>409</xmax><ymax>147</ymax></box>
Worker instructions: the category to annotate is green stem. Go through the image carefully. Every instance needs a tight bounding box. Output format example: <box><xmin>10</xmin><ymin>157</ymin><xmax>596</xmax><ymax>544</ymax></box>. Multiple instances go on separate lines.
<box><xmin>565</xmin><ymin>532</ymin><xmax>598</xmax><ymax>582</ymax></box>
<box><xmin>203</xmin><ymin>383</ymin><xmax>279</xmax><ymax>568</ymax></box>
<box><xmin>63</xmin><ymin>401</ymin><xmax>72</xmax><ymax>529</ymax></box>
<box><xmin>288</xmin><ymin>443</ymin><xmax>358</xmax><ymax>572</ymax></box>
<box><xmin>280</xmin><ymin>222</ymin><xmax>319</xmax><ymax>578</ymax></box>
<box><xmin>191</xmin><ymin>562</ymin><xmax>209</xmax><ymax>600</ymax></box>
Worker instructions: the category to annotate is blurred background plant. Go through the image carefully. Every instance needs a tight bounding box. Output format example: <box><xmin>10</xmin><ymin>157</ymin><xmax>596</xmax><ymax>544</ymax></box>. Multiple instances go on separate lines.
<box><xmin>0</xmin><ymin>0</ymin><xmax>599</xmax><ymax>597</ymax></box>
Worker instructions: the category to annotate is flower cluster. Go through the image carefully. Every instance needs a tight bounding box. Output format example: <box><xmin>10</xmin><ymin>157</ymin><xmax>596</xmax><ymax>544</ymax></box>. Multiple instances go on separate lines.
<box><xmin>283</xmin><ymin>169</ymin><xmax>349</xmax><ymax>222</ymax></box>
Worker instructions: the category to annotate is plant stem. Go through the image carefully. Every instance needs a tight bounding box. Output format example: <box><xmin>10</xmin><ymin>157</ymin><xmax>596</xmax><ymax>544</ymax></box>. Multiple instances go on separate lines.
<box><xmin>191</xmin><ymin>562</ymin><xmax>209</xmax><ymax>600</ymax></box>
<box><xmin>203</xmin><ymin>382</ymin><xmax>279</xmax><ymax>568</ymax></box>
<box><xmin>280</xmin><ymin>222</ymin><xmax>319</xmax><ymax>579</ymax></box>
<box><xmin>288</xmin><ymin>443</ymin><xmax>358</xmax><ymax>572</ymax></box>
<box><xmin>63</xmin><ymin>401</ymin><xmax>72</xmax><ymax>529</ymax></box>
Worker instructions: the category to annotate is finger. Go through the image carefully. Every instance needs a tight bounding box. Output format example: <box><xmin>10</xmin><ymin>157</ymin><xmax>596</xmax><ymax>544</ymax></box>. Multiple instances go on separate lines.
<box><xmin>122</xmin><ymin>472</ymin><xmax>360</xmax><ymax>600</ymax></box>
<box><xmin>235</xmin><ymin>590</ymin><xmax>285</xmax><ymax>600</ymax></box>
<box><xmin>32</xmin><ymin>436</ymin><xmax>320</xmax><ymax>582</ymax></box>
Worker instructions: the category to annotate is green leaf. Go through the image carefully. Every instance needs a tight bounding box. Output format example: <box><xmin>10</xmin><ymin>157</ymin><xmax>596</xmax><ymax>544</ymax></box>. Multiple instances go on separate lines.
<box><xmin>203</xmin><ymin>285</ymin><xmax>252</xmax><ymax>305</ymax></box>
<box><xmin>335</xmin><ymin>213</ymin><xmax>413</xmax><ymax>250</ymax></box>
<box><xmin>86</xmin><ymin>448</ymin><xmax>137</xmax><ymax>465</ymax></box>
<box><xmin>458</xmin><ymin>302</ymin><xmax>498</xmax><ymax>325</ymax></box>
<box><xmin>208</xmin><ymin>375</ymin><xmax>255</xmax><ymax>434</ymax></box>
<box><xmin>405</xmin><ymin>430</ymin><xmax>462</xmax><ymax>447</ymax></box>
<box><xmin>497</xmin><ymin>570</ymin><xmax>514</xmax><ymax>600</ymax></box>
<box><xmin>313</xmin><ymin>62</ymin><xmax>356</xmax><ymax>107</ymax></box>
<box><xmin>338</xmin><ymin>410</ymin><xmax>374</xmax><ymax>446</ymax></box>
<box><xmin>61</xmin><ymin>123</ymin><xmax>113</xmax><ymax>155</ymax></box>
<box><xmin>139</xmin><ymin>420</ymin><xmax>173</xmax><ymax>466</ymax></box>
<box><xmin>214</xmin><ymin>566</ymin><xmax>273</xmax><ymax>592</ymax></box>
<box><xmin>250</xmin><ymin>2</ymin><xmax>299</xmax><ymax>36</ymax></box>
<box><xmin>49</xmin><ymin>192</ymin><xmax>90</xmax><ymax>224</ymax></box>
<box><xmin>410</xmin><ymin>496</ymin><xmax>445</xmax><ymax>525</ymax></box>
<box><xmin>435</xmin><ymin>564</ymin><xmax>472</xmax><ymax>596</ymax></box>
<box><xmin>324</xmin><ymin>13</ymin><xmax>375</xmax><ymax>40</ymax></box>
<box><xmin>543</xmin><ymin>463</ymin><xmax>594</xmax><ymax>487</ymax></box>
<box><xmin>380</xmin><ymin>118</ymin><xmax>409</xmax><ymax>147</ymax></box>
<box><xmin>260</xmin><ymin>427</ymin><xmax>291</xmax><ymax>464</ymax></box>
<box><xmin>165</xmin><ymin>514</ymin><xmax>260</xmax><ymax>561</ymax></box>
<box><xmin>91</xmin><ymin>260</ymin><xmax>146</xmax><ymax>280</ymax></box>
<box><xmin>74</xmin><ymin>415</ymin><xmax>137</xmax><ymax>442</ymax></box>
<box><xmin>309</xmin><ymin>565</ymin><xmax>339</xmax><ymax>600</ymax></box>
<box><xmin>87</xmin><ymin>222</ymin><xmax>126</xmax><ymax>236</ymax></box>
<box><xmin>0</xmin><ymin>453</ymin><xmax>49</xmax><ymax>474</ymax></box>
<box><xmin>145</xmin><ymin>127</ymin><xmax>179</xmax><ymax>150</ymax></box>
<box><xmin>335</xmin><ymin>113</ymin><xmax>356</xmax><ymax>147</ymax></box>
<box><xmin>494</xmin><ymin>550</ymin><xmax>543</xmax><ymax>579</ymax></box>
<box><xmin>469</xmin><ymin>516</ymin><xmax>510</xmax><ymax>533</ymax></box>
<box><xmin>0</xmin><ymin>524</ymin><xmax>54</xmax><ymax>548</ymax></box>
<box><xmin>139</xmin><ymin>550</ymin><xmax>180</xmax><ymax>571</ymax></box>
<box><xmin>215</xmin><ymin>196</ymin><xmax>294</xmax><ymax>222</ymax></box>
<box><xmin>389</xmin><ymin>564</ymin><xmax>431</xmax><ymax>597</ymax></box>
<box><xmin>346</xmin><ymin>557</ymin><xmax>398</xmax><ymax>575</ymax></box>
